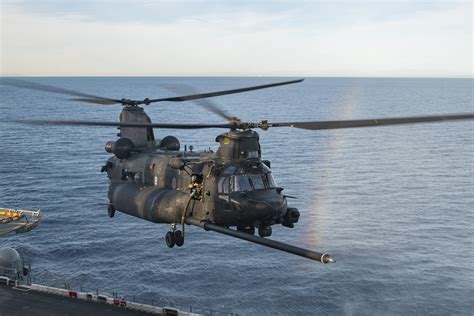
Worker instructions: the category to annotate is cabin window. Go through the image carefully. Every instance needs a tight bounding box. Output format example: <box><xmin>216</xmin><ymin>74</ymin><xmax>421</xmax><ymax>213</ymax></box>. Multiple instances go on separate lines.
<box><xmin>221</xmin><ymin>163</ymin><xmax>277</xmax><ymax>192</ymax></box>
<box><xmin>233</xmin><ymin>175</ymin><xmax>252</xmax><ymax>191</ymax></box>
<box><xmin>231</xmin><ymin>174</ymin><xmax>275</xmax><ymax>192</ymax></box>
<box><xmin>247</xmin><ymin>151</ymin><xmax>259</xmax><ymax>158</ymax></box>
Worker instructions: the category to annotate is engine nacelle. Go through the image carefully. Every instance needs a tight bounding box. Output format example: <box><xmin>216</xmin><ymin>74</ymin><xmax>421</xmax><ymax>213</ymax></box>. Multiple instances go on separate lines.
<box><xmin>105</xmin><ymin>137</ymin><xmax>134</xmax><ymax>159</ymax></box>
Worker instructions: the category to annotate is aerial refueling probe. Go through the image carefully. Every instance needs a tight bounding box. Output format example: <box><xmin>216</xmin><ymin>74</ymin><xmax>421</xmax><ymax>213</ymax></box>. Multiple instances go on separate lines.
<box><xmin>186</xmin><ymin>217</ymin><xmax>335</xmax><ymax>264</ymax></box>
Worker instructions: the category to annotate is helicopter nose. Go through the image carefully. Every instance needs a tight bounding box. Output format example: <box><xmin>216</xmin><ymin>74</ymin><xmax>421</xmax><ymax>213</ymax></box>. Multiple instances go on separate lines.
<box><xmin>247</xmin><ymin>199</ymin><xmax>282</xmax><ymax>214</ymax></box>
<box><xmin>236</xmin><ymin>190</ymin><xmax>287</xmax><ymax>222</ymax></box>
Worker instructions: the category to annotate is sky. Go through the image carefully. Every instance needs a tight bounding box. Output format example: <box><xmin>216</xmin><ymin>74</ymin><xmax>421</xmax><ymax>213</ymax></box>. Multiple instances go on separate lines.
<box><xmin>0</xmin><ymin>0</ymin><xmax>472</xmax><ymax>77</ymax></box>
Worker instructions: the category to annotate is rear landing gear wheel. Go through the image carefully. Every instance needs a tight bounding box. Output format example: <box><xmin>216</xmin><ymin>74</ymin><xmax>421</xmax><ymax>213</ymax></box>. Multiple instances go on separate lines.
<box><xmin>107</xmin><ymin>205</ymin><xmax>115</xmax><ymax>218</ymax></box>
<box><xmin>174</xmin><ymin>230</ymin><xmax>184</xmax><ymax>247</ymax></box>
<box><xmin>165</xmin><ymin>231</ymin><xmax>176</xmax><ymax>248</ymax></box>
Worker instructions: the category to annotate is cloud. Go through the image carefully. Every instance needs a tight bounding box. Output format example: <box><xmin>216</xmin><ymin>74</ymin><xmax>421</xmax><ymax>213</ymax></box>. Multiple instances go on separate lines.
<box><xmin>0</xmin><ymin>2</ymin><xmax>471</xmax><ymax>77</ymax></box>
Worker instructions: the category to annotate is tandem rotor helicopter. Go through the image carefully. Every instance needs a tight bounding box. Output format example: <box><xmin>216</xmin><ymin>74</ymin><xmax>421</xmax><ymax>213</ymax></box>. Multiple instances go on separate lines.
<box><xmin>2</xmin><ymin>78</ymin><xmax>473</xmax><ymax>264</ymax></box>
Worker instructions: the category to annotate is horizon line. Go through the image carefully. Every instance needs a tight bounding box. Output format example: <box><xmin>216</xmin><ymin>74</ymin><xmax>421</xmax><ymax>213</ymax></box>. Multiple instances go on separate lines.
<box><xmin>0</xmin><ymin>75</ymin><xmax>472</xmax><ymax>79</ymax></box>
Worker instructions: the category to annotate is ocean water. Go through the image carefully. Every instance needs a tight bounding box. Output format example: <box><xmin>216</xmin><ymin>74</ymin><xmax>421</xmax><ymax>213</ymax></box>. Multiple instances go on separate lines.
<box><xmin>0</xmin><ymin>77</ymin><xmax>473</xmax><ymax>315</ymax></box>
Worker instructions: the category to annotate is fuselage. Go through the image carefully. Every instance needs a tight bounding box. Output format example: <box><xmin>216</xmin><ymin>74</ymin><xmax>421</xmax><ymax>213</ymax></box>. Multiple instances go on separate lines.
<box><xmin>104</xmin><ymin>148</ymin><xmax>288</xmax><ymax>229</ymax></box>
<box><xmin>102</xmin><ymin>106</ymin><xmax>298</xmax><ymax>231</ymax></box>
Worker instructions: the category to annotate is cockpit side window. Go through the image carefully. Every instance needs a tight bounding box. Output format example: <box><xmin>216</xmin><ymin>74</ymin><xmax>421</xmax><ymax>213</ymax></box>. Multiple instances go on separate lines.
<box><xmin>218</xmin><ymin>176</ymin><xmax>230</xmax><ymax>194</ymax></box>
<box><xmin>249</xmin><ymin>174</ymin><xmax>265</xmax><ymax>189</ymax></box>
<box><xmin>265</xmin><ymin>173</ymin><xmax>276</xmax><ymax>188</ymax></box>
<box><xmin>261</xmin><ymin>164</ymin><xmax>277</xmax><ymax>187</ymax></box>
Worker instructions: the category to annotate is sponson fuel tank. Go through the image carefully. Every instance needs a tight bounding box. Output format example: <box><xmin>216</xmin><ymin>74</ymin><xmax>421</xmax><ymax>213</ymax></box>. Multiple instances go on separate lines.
<box><xmin>104</xmin><ymin>147</ymin><xmax>209</xmax><ymax>224</ymax></box>
<box><xmin>110</xmin><ymin>183</ymin><xmax>189</xmax><ymax>224</ymax></box>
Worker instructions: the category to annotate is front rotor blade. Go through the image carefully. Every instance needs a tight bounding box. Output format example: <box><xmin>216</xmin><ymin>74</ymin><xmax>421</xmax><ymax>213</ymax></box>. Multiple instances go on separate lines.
<box><xmin>15</xmin><ymin>113</ymin><xmax>472</xmax><ymax>131</ymax></box>
<box><xmin>271</xmin><ymin>114</ymin><xmax>474</xmax><ymax>130</ymax></box>
<box><xmin>1</xmin><ymin>78</ymin><xmax>121</xmax><ymax>105</ymax></box>
<box><xmin>148</xmin><ymin>79</ymin><xmax>304</xmax><ymax>103</ymax></box>
<box><xmin>69</xmin><ymin>98</ymin><xmax>119</xmax><ymax>105</ymax></box>
<box><xmin>16</xmin><ymin>119</ymin><xmax>233</xmax><ymax>129</ymax></box>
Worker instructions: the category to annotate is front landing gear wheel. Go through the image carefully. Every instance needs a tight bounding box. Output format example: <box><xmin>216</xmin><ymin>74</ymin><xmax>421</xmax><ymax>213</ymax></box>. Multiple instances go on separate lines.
<box><xmin>244</xmin><ymin>227</ymin><xmax>255</xmax><ymax>235</ymax></box>
<box><xmin>165</xmin><ymin>231</ymin><xmax>176</xmax><ymax>248</ymax></box>
<box><xmin>174</xmin><ymin>230</ymin><xmax>184</xmax><ymax>247</ymax></box>
<box><xmin>258</xmin><ymin>226</ymin><xmax>272</xmax><ymax>237</ymax></box>
<box><xmin>107</xmin><ymin>205</ymin><xmax>115</xmax><ymax>218</ymax></box>
<box><xmin>237</xmin><ymin>226</ymin><xmax>255</xmax><ymax>235</ymax></box>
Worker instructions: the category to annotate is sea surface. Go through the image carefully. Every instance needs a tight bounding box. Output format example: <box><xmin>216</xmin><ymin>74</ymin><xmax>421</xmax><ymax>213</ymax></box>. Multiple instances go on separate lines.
<box><xmin>0</xmin><ymin>77</ymin><xmax>473</xmax><ymax>315</ymax></box>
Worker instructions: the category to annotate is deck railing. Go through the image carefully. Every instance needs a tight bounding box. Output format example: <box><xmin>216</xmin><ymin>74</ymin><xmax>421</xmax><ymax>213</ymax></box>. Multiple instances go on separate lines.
<box><xmin>32</xmin><ymin>276</ymin><xmax>237</xmax><ymax>316</ymax></box>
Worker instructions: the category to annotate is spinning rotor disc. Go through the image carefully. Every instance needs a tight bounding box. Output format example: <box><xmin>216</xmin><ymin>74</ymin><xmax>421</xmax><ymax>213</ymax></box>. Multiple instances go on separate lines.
<box><xmin>2</xmin><ymin>78</ymin><xmax>473</xmax><ymax>132</ymax></box>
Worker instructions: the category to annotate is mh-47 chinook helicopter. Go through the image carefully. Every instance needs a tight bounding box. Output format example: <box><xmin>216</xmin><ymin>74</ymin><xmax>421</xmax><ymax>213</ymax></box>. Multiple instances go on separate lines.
<box><xmin>3</xmin><ymin>78</ymin><xmax>474</xmax><ymax>264</ymax></box>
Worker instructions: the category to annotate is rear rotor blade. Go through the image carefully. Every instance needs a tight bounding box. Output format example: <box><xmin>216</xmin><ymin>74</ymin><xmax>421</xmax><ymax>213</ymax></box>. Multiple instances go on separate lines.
<box><xmin>1</xmin><ymin>78</ymin><xmax>121</xmax><ymax>105</ymax></box>
<box><xmin>2</xmin><ymin>78</ymin><xmax>305</xmax><ymax>107</ymax></box>
<box><xmin>148</xmin><ymin>79</ymin><xmax>304</xmax><ymax>103</ymax></box>
<box><xmin>161</xmin><ymin>83</ymin><xmax>238</xmax><ymax>123</ymax></box>
<box><xmin>270</xmin><ymin>114</ymin><xmax>474</xmax><ymax>130</ymax></box>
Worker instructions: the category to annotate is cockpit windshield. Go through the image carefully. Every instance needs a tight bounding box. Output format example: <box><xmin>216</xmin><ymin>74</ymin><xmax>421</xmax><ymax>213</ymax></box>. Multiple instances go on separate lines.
<box><xmin>218</xmin><ymin>164</ymin><xmax>277</xmax><ymax>193</ymax></box>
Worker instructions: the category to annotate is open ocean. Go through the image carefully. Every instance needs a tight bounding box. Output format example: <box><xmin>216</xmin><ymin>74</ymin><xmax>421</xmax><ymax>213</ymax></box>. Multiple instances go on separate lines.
<box><xmin>1</xmin><ymin>77</ymin><xmax>473</xmax><ymax>315</ymax></box>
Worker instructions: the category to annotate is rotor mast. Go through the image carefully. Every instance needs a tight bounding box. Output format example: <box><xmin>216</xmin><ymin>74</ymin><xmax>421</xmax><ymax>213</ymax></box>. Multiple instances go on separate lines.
<box><xmin>118</xmin><ymin>106</ymin><xmax>155</xmax><ymax>149</ymax></box>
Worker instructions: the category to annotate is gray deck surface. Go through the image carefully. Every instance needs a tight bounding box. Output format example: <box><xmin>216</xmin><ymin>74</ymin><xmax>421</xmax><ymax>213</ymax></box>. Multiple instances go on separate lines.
<box><xmin>0</xmin><ymin>283</ymin><xmax>155</xmax><ymax>316</ymax></box>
